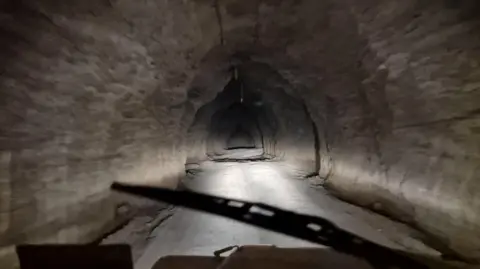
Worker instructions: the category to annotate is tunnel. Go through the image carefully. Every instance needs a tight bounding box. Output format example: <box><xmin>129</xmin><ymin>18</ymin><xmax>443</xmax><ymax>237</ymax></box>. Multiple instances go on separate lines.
<box><xmin>1</xmin><ymin>0</ymin><xmax>480</xmax><ymax>268</ymax></box>
<box><xmin>186</xmin><ymin>64</ymin><xmax>316</xmax><ymax>165</ymax></box>
<box><xmin>225</xmin><ymin>125</ymin><xmax>256</xmax><ymax>150</ymax></box>
<box><xmin>207</xmin><ymin>102</ymin><xmax>262</xmax><ymax>157</ymax></box>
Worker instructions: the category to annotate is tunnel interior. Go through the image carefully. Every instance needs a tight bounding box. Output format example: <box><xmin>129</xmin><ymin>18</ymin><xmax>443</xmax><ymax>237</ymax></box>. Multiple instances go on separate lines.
<box><xmin>2</xmin><ymin>0</ymin><xmax>480</xmax><ymax>268</ymax></box>
<box><xmin>209</xmin><ymin>102</ymin><xmax>261</xmax><ymax>152</ymax></box>
<box><xmin>204</xmin><ymin>75</ymin><xmax>275</xmax><ymax>159</ymax></box>
<box><xmin>225</xmin><ymin>124</ymin><xmax>256</xmax><ymax>150</ymax></box>
<box><xmin>186</xmin><ymin>62</ymin><xmax>317</xmax><ymax>166</ymax></box>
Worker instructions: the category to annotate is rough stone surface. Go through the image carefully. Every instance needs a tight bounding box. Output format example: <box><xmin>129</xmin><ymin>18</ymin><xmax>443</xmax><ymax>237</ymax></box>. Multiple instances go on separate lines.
<box><xmin>1</xmin><ymin>0</ymin><xmax>480</xmax><ymax>267</ymax></box>
<box><xmin>323</xmin><ymin>0</ymin><xmax>480</xmax><ymax>260</ymax></box>
<box><xmin>0</xmin><ymin>0</ymin><xmax>217</xmax><ymax>266</ymax></box>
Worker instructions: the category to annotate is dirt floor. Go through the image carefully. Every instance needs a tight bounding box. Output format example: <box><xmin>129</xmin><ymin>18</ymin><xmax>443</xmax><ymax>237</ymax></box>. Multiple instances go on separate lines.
<box><xmin>134</xmin><ymin>160</ymin><xmax>442</xmax><ymax>269</ymax></box>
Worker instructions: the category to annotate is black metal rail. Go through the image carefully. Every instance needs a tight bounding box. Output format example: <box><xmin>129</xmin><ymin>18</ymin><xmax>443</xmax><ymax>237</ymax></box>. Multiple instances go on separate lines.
<box><xmin>111</xmin><ymin>182</ymin><xmax>428</xmax><ymax>269</ymax></box>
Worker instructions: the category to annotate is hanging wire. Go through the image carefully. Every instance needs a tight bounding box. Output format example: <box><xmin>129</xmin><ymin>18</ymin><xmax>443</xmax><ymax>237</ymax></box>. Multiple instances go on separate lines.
<box><xmin>213</xmin><ymin>0</ymin><xmax>225</xmax><ymax>46</ymax></box>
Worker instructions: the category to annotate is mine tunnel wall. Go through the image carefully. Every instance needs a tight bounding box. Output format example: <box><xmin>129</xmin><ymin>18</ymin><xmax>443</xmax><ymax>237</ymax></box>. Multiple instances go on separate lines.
<box><xmin>0</xmin><ymin>0</ymin><xmax>217</xmax><ymax>265</ymax></box>
<box><xmin>1</xmin><ymin>0</ymin><xmax>480</xmax><ymax>267</ymax></box>
<box><xmin>320</xmin><ymin>0</ymin><xmax>480</xmax><ymax>258</ymax></box>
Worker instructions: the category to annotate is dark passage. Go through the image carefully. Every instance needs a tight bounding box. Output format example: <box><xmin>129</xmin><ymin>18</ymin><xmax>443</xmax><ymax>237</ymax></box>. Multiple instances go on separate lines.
<box><xmin>186</xmin><ymin>63</ymin><xmax>318</xmax><ymax>168</ymax></box>
<box><xmin>226</xmin><ymin>125</ymin><xmax>256</xmax><ymax>149</ymax></box>
<box><xmin>207</xmin><ymin>101</ymin><xmax>264</xmax><ymax>157</ymax></box>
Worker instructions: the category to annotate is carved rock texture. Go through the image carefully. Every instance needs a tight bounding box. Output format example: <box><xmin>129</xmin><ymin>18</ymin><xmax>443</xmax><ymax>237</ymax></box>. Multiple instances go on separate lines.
<box><xmin>1</xmin><ymin>0</ymin><xmax>480</xmax><ymax>266</ymax></box>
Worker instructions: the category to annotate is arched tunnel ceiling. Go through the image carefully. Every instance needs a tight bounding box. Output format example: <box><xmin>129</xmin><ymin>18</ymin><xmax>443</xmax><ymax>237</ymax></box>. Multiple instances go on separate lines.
<box><xmin>1</xmin><ymin>0</ymin><xmax>480</xmax><ymax>267</ymax></box>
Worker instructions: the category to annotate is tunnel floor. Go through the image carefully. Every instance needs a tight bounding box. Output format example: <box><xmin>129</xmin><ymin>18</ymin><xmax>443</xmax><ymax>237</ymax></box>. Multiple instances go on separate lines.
<box><xmin>209</xmin><ymin>148</ymin><xmax>266</xmax><ymax>162</ymax></box>
<box><xmin>134</xmin><ymin>161</ymin><xmax>440</xmax><ymax>269</ymax></box>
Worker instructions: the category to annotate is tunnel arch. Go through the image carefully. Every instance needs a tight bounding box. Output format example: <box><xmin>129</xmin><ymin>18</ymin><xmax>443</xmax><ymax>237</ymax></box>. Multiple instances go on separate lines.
<box><xmin>184</xmin><ymin>58</ymin><xmax>318</xmax><ymax>174</ymax></box>
<box><xmin>206</xmin><ymin>102</ymin><xmax>265</xmax><ymax>157</ymax></box>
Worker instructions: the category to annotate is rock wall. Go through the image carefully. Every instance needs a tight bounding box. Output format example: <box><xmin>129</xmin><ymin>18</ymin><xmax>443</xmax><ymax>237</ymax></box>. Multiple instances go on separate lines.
<box><xmin>185</xmin><ymin>61</ymin><xmax>317</xmax><ymax>170</ymax></box>
<box><xmin>322</xmin><ymin>0</ymin><xmax>480</xmax><ymax>260</ymax></box>
<box><xmin>0</xmin><ymin>0</ymin><xmax>219</xmax><ymax>266</ymax></box>
<box><xmin>206</xmin><ymin>103</ymin><xmax>263</xmax><ymax>155</ymax></box>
